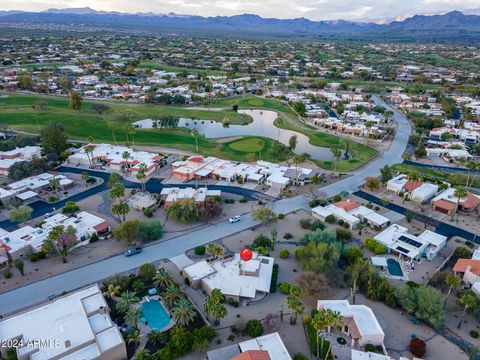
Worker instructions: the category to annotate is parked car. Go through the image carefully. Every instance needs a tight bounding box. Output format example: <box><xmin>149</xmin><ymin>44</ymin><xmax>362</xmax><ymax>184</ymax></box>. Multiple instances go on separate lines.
<box><xmin>229</xmin><ymin>215</ymin><xmax>241</xmax><ymax>223</ymax></box>
<box><xmin>124</xmin><ymin>247</ymin><xmax>143</xmax><ymax>257</ymax></box>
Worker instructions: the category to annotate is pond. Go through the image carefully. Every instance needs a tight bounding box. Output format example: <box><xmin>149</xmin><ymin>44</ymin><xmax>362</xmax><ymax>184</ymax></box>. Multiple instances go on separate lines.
<box><xmin>134</xmin><ymin>109</ymin><xmax>339</xmax><ymax>161</ymax></box>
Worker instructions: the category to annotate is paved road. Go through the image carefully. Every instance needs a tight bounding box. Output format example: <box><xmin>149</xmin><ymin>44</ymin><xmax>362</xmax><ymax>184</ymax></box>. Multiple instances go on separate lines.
<box><xmin>0</xmin><ymin>96</ymin><xmax>412</xmax><ymax>314</ymax></box>
<box><xmin>319</xmin><ymin>95</ymin><xmax>412</xmax><ymax>196</ymax></box>
<box><xmin>0</xmin><ymin>196</ymin><xmax>308</xmax><ymax>315</ymax></box>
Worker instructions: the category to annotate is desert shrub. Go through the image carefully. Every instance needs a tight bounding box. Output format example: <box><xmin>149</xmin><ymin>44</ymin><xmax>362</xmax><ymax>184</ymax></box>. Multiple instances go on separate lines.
<box><xmin>279</xmin><ymin>248</ymin><xmax>290</xmax><ymax>259</ymax></box>
<box><xmin>409</xmin><ymin>338</ymin><xmax>426</xmax><ymax>357</ymax></box>
<box><xmin>325</xmin><ymin>214</ymin><xmax>336</xmax><ymax>223</ymax></box>
<box><xmin>195</xmin><ymin>246</ymin><xmax>206</xmax><ymax>255</ymax></box>
<box><xmin>245</xmin><ymin>320</ymin><xmax>264</xmax><ymax>338</ymax></box>
<box><xmin>278</xmin><ymin>282</ymin><xmax>290</xmax><ymax>294</ymax></box>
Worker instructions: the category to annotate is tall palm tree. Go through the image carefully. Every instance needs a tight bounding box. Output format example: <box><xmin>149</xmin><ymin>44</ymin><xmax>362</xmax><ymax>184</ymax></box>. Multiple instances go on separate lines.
<box><xmin>452</xmin><ymin>185</ymin><xmax>468</xmax><ymax>221</ymax></box>
<box><xmin>466</xmin><ymin>161</ymin><xmax>478</xmax><ymax>189</ymax></box>
<box><xmin>460</xmin><ymin>293</ymin><xmax>477</xmax><ymax>316</ymax></box>
<box><xmin>311</xmin><ymin>311</ymin><xmax>329</xmax><ymax>359</ymax></box>
<box><xmin>444</xmin><ymin>273</ymin><xmax>461</xmax><ymax>307</ymax></box>
<box><xmin>153</xmin><ymin>269</ymin><xmax>175</xmax><ymax>291</ymax></box>
<box><xmin>292</xmin><ymin>155</ymin><xmax>306</xmax><ymax>185</ymax></box>
<box><xmin>330</xmin><ymin>145</ymin><xmax>342</xmax><ymax>176</ymax></box>
<box><xmin>84</xmin><ymin>144</ymin><xmax>95</xmax><ymax>169</ymax></box>
<box><xmin>163</xmin><ymin>285</ymin><xmax>184</xmax><ymax>309</ymax></box>
<box><xmin>122</xmin><ymin>151</ymin><xmax>131</xmax><ymax>173</ymax></box>
<box><xmin>107</xmin><ymin>121</ymin><xmax>117</xmax><ymax>143</ymax></box>
<box><xmin>128</xmin><ymin>127</ymin><xmax>136</xmax><ymax>147</ymax></box>
<box><xmin>124</xmin><ymin>307</ymin><xmax>143</xmax><ymax>328</ymax></box>
<box><xmin>172</xmin><ymin>298</ymin><xmax>197</xmax><ymax>327</ymax></box>
<box><xmin>191</xmin><ymin>129</ymin><xmax>201</xmax><ymax>153</ymax></box>
<box><xmin>323</xmin><ymin>310</ymin><xmax>345</xmax><ymax>360</ymax></box>
<box><xmin>116</xmin><ymin>291</ymin><xmax>139</xmax><ymax>314</ymax></box>
<box><xmin>49</xmin><ymin>177</ymin><xmax>60</xmax><ymax>197</ymax></box>
<box><xmin>136</xmin><ymin>163</ymin><xmax>147</xmax><ymax>192</ymax></box>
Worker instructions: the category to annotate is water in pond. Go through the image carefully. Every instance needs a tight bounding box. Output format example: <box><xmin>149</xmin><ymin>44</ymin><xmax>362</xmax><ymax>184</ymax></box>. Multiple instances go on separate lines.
<box><xmin>133</xmin><ymin>109</ymin><xmax>338</xmax><ymax>161</ymax></box>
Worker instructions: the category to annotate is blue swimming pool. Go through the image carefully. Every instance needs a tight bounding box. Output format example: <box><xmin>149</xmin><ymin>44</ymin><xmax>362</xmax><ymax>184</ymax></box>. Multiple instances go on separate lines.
<box><xmin>387</xmin><ymin>259</ymin><xmax>403</xmax><ymax>277</ymax></box>
<box><xmin>140</xmin><ymin>300</ymin><xmax>171</xmax><ymax>330</ymax></box>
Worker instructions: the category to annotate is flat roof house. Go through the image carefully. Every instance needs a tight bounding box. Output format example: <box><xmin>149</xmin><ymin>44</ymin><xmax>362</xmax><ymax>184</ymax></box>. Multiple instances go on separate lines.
<box><xmin>206</xmin><ymin>332</ymin><xmax>291</xmax><ymax>360</ymax></box>
<box><xmin>160</xmin><ymin>187</ymin><xmax>221</xmax><ymax>207</ymax></box>
<box><xmin>374</xmin><ymin>224</ymin><xmax>447</xmax><ymax>262</ymax></box>
<box><xmin>182</xmin><ymin>251</ymin><xmax>274</xmax><ymax>302</ymax></box>
<box><xmin>317</xmin><ymin>300</ymin><xmax>385</xmax><ymax>348</ymax></box>
<box><xmin>312</xmin><ymin>200</ymin><xmax>390</xmax><ymax>230</ymax></box>
<box><xmin>0</xmin><ymin>146</ymin><xmax>42</xmax><ymax>176</ymax></box>
<box><xmin>0</xmin><ymin>284</ymin><xmax>127</xmax><ymax>360</ymax></box>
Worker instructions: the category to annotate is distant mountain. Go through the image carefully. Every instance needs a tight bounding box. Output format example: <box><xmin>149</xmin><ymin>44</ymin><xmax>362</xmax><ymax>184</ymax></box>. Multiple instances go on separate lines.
<box><xmin>0</xmin><ymin>9</ymin><xmax>478</xmax><ymax>40</ymax></box>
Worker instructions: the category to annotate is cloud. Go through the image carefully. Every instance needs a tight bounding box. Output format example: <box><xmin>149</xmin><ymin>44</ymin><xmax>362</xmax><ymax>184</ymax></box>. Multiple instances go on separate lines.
<box><xmin>0</xmin><ymin>0</ymin><xmax>478</xmax><ymax>21</ymax></box>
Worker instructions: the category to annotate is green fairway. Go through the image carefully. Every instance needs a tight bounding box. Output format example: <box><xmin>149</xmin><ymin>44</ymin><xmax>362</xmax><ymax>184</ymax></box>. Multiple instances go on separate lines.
<box><xmin>227</xmin><ymin>137</ymin><xmax>265</xmax><ymax>153</ymax></box>
<box><xmin>0</xmin><ymin>93</ymin><xmax>376</xmax><ymax>170</ymax></box>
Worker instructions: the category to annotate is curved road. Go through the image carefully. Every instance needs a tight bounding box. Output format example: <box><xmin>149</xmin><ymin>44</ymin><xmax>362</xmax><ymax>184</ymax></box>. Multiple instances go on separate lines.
<box><xmin>0</xmin><ymin>95</ymin><xmax>412</xmax><ymax>315</ymax></box>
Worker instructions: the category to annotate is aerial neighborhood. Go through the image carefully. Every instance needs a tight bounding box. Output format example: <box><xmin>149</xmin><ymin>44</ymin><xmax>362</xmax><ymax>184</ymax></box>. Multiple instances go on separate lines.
<box><xmin>0</xmin><ymin>4</ymin><xmax>480</xmax><ymax>360</ymax></box>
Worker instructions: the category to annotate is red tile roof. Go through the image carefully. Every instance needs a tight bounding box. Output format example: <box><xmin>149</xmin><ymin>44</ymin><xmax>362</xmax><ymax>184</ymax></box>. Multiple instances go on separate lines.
<box><xmin>453</xmin><ymin>259</ymin><xmax>480</xmax><ymax>276</ymax></box>
<box><xmin>403</xmin><ymin>179</ymin><xmax>423</xmax><ymax>193</ymax></box>
<box><xmin>334</xmin><ymin>200</ymin><xmax>359</xmax><ymax>212</ymax></box>
<box><xmin>432</xmin><ymin>199</ymin><xmax>456</xmax><ymax>212</ymax></box>
<box><xmin>231</xmin><ymin>351</ymin><xmax>271</xmax><ymax>360</ymax></box>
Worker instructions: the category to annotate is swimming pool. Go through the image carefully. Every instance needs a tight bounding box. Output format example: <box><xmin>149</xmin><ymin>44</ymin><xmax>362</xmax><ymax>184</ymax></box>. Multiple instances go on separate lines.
<box><xmin>387</xmin><ymin>259</ymin><xmax>403</xmax><ymax>277</ymax></box>
<box><xmin>140</xmin><ymin>300</ymin><xmax>171</xmax><ymax>330</ymax></box>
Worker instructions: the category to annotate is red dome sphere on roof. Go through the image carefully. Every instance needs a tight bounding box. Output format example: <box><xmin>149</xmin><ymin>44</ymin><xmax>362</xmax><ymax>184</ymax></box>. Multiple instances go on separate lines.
<box><xmin>240</xmin><ymin>248</ymin><xmax>253</xmax><ymax>262</ymax></box>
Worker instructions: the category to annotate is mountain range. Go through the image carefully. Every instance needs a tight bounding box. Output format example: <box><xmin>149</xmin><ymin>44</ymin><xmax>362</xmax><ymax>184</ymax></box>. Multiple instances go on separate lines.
<box><xmin>0</xmin><ymin>8</ymin><xmax>479</xmax><ymax>40</ymax></box>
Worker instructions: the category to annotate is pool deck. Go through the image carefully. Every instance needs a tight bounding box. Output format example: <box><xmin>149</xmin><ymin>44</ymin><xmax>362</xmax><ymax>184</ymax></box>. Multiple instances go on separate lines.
<box><xmin>137</xmin><ymin>295</ymin><xmax>176</xmax><ymax>333</ymax></box>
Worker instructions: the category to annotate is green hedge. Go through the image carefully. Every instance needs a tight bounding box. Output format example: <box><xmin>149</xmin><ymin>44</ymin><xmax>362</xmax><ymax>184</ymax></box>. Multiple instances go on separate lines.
<box><xmin>270</xmin><ymin>263</ymin><xmax>279</xmax><ymax>292</ymax></box>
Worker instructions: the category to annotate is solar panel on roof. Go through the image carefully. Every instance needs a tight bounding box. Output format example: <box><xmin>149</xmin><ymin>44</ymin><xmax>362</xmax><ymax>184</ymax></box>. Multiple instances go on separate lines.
<box><xmin>398</xmin><ymin>235</ymin><xmax>423</xmax><ymax>248</ymax></box>
<box><xmin>396</xmin><ymin>246</ymin><xmax>410</xmax><ymax>254</ymax></box>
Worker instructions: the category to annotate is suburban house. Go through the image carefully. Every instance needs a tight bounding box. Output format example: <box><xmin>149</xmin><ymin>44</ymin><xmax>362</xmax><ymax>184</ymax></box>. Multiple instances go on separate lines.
<box><xmin>0</xmin><ymin>284</ymin><xmax>127</xmax><ymax>360</ymax></box>
<box><xmin>386</xmin><ymin>174</ymin><xmax>439</xmax><ymax>203</ymax></box>
<box><xmin>431</xmin><ymin>187</ymin><xmax>480</xmax><ymax>215</ymax></box>
<box><xmin>374</xmin><ymin>224</ymin><xmax>447</xmax><ymax>262</ymax></box>
<box><xmin>160</xmin><ymin>187</ymin><xmax>221</xmax><ymax>207</ymax></box>
<box><xmin>317</xmin><ymin>300</ymin><xmax>385</xmax><ymax>349</ymax></box>
<box><xmin>453</xmin><ymin>257</ymin><xmax>480</xmax><ymax>296</ymax></box>
<box><xmin>182</xmin><ymin>251</ymin><xmax>274</xmax><ymax>302</ymax></box>
<box><xmin>206</xmin><ymin>332</ymin><xmax>291</xmax><ymax>360</ymax></box>
<box><xmin>312</xmin><ymin>200</ymin><xmax>390</xmax><ymax>230</ymax></box>
<box><xmin>0</xmin><ymin>146</ymin><xmax>42</xmax><ymax>176</ymax></box>
<box><xmin>67</xmin><ymin>143</ymin><xmax>163</xmax><ymax>176</ymax></box>
<box><xmin>0</xmin><ymin>211</ymin><xmax>111</xmax><ymax>258</ymax></box>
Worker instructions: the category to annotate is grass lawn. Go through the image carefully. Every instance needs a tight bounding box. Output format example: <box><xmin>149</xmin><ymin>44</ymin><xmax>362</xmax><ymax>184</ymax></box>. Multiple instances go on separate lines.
<box><xmin>0</xmin><ymin>93</ymin><xmax>376</xmax><ymax>170</ymax></box>
<box><xmin>201</xmin><ymin>96</ymin><xmax>377</xmax><ymax>171</ymax></box>
<box><xmin>390</xmin><ymin>163</ymin><xmax>480</xmax><ymax>188</ymax></box>
<box><xmin>227</xmin><ymin>137</ymin><xmax>265</xmax><ymax>153</ymax></box>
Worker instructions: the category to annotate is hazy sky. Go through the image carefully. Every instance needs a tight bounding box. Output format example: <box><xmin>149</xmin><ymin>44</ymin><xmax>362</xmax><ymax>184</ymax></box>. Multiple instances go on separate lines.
<box><xmin>1</xmin><ymin>0</ymin><xmax>479</xmax><ymax>20</ymax></box>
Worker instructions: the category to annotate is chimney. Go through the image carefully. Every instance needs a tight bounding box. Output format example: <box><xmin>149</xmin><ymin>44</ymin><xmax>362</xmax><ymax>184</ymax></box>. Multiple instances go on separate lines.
<box><xmin>65</xmin><ymin>340</ymin><xmax>71</xmax><ymax>348</ymax></box>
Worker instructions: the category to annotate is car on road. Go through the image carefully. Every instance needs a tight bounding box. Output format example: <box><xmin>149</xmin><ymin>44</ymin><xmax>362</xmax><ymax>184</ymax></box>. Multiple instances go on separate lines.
<box><xmin>124</xmin><ymin>247</ymin><xmax>143</xmax><ymax>257</ymax></box>
<box><xmin>229</xmin><ymin>215</ymin><xmax>241</xmax><ymax>223</ymax></box>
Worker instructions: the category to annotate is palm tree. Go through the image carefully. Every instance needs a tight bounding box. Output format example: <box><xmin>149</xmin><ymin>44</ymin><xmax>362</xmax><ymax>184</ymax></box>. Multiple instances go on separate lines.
<box><xmin>84</xmin><ymin>144</ymin><xmax>95</xmax><ymax>169</ymax></box>
<box><xmin>104</xmin><ymin>284</ymin><xmax>121</xmax><ymax>299</ymax></box>
<box><xmin>323</xmin><ymin>310</ymin><xmax>345</xmax><ymax>360</ymax></box>
<box><xmin>330</xmin><ymin>145</ymin><xmax>342</xmax><ymax>176</ymax></box>
<box><xmin>163</xmin><ymin>285</ymin><xmax>184</xmax><ymax>309</ymax></box>
<box><xmin>285</xmin><ymin>284</ymin><xmax>305</xmax><ymax>325</ymax></box>
<box><xmin>444</xmin><ymin>273</ymin><xmax>461</xmax><ymax>307</ymax></box>
<box><xmin>452</xmin><ymin>185</ymin><xmax>468</xmax><ymax>221</ymax></box>
<box><xmin>311</xmin><ymin>311</ymin><xmax>329</xmax><ymax>359</ymax></box>
<box><xmin>147</xmin><ymin>330</ymin><xmax>167</xmax><ymax>345</ymax></box>
<box><xmin>206</xmin><ymin>244</ymin><xmax>224</xmax><ymax>259</ymax></box>
<box><xmin>122</xmin><ymin>151</ymin><xmax>131</xmax><ymax>173</ymax></box>
<box><xmin>136</xmin><ymin>163</ymin><xmax>148</xmax><ymax>192</ymax></box>
<box><xmin>292</xmin><ymin>155</ymin><xmax>306</xmax><ymax>185</ymax></box>
<box><xmin>204</xmin><ymin>289</ymin><xmax>227</xmax><ymax>326</ymax></box>
<box><xmin>128</xmin><ymin>127</ymin><xmax>136</xmax><ymax>147</ymax></box>
<box><xmin>107</xmin><ymin>121</ymin><xmax>117</xmax><ymax>143</ymax></box>
<box><xmin>172</xmin><ymin>298</ymin><xmax>197</xmax><ymax>327</ymax></box>
<box><xmin>116</xmin><ymin>291</ymin><xmax>139</xmax><ymax>314</ymax></box>
<box><xmin>460</xmin><ymin>293</ymin><xmax>477</xmax><ymax>316</ymax></box>
<box><xmin>135</xmin><ymin>349</ymin><xmax>151</xmax><ymax>360</ymax></box>
<box><xmin>81</xmin><ymin>171</ymin><xmax>90</xmax><ymax>187</ymax></box>
<box><xmin>153</xmin><ymin>269</ymin><xmax>175</xmax><ymax>291</ymax></box>
<box><xmin>124</xmin><ymin>307</ymin><xmax>143</xmax><ymax>328</ymax></box>
<box><xmin>126</xmin><ymin>328</ymin><xmax>141</xmax><ymax>345</ymax></box>
<box><xmin>191</xmin><ymin>129</ymin><xmax>200</xmax><ymax>153</ymax></box>
<box><xmin>466</xmin><ymin>161</ymin><xmax>478</xmax><ymax>189</ymax></box>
